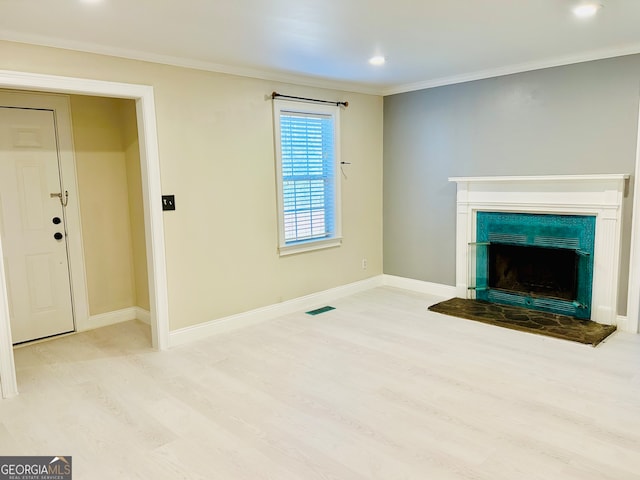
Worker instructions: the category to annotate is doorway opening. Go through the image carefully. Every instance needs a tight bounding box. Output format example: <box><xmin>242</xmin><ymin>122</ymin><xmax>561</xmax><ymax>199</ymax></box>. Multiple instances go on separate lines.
<box><xmin>0</xmin><ymin>70</ymin><xmax>169</xmax><ymax>399</ymax></box>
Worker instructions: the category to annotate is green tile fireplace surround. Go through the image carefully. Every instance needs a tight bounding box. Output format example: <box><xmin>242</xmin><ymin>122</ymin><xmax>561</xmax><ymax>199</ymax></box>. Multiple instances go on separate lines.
<box><xmin>473</xmin><ymin>212</ymin><xmax>595</xmax><ymax>319</ymax></box>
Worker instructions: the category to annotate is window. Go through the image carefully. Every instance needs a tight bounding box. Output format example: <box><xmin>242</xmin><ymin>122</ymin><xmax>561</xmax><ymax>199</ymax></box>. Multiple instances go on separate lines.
<box><xmin>273</xmin><ymin>99</ymin><xmax>341</xmax><ymax>255</ymax></box>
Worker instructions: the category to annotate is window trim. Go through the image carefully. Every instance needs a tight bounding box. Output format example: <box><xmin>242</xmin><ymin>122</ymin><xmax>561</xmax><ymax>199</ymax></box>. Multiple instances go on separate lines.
<box><xmin>273</xmin><ymin>99</ymin><xmax>342</xmax><ymax>256</ymax></box>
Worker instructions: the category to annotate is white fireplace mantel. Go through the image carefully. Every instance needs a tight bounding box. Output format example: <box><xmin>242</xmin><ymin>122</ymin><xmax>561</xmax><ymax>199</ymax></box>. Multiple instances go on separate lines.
<box><xmin>449</xmin><ymin>174</ymin><xmax>630</xmax><ymax>329</ymax></box>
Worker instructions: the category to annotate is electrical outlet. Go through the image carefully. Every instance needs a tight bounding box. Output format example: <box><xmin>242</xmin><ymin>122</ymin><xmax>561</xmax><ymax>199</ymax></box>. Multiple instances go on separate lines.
<box><xmin>362</xmin><ymin>258</ymin><xmax>368</xmax><ymax>270</ymax></box>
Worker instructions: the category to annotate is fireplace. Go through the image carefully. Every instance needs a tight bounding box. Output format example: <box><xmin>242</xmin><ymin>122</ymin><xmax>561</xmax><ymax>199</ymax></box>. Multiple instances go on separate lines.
<box><xmin>471</xmin><ymin>212</ymin><xmax>594</xmax><ymax>319</ymax></box>
<box><xmin>449</xmin><ymin>175</ymin><xmax>628</xmax><ymax>325</ymax></box>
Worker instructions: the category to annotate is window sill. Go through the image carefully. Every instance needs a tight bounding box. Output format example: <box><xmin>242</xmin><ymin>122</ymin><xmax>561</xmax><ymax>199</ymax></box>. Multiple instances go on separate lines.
<box><xmin>279</xmin><ymin>237</ymin><xmax>342</xmax><ymax>256</ymax></box>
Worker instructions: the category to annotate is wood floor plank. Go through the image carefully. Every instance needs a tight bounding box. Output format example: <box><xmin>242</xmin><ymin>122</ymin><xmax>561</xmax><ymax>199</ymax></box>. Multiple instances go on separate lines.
<box><xmin>3</xmin><ymin>286</ymin><xmax>640</xmax><ymax>479</ymax></box>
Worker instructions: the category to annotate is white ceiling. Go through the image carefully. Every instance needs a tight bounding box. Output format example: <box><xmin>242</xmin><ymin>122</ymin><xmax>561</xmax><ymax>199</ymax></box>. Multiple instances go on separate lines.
<box><xmin>2</xmin><ymin>0</ymin><xmax>640</xmax><ymax>95</ymax></box>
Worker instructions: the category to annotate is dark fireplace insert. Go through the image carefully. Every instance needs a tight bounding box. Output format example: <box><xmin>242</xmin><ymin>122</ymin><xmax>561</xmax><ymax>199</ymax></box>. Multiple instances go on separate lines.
<box><xmin>489</xmin><ymin>244</ymin><xmax>578</xmax><ymax>301</ymax></box>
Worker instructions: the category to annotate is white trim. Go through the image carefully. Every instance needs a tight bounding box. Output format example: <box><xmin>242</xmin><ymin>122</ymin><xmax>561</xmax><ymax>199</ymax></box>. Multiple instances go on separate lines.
<box><xmin>448</xmin><ymin>174</ymin><xmax>629</xmax><ymax>184</ymax></box>
<box><xmin>134</xmin><ymin>88</ymin><xmax>169</xmax><ymax>351</ymax></box>
<box><xmin>278</xmin><ymin>238</ymin><xmax>342</xmax><ymax>256</ymax></box>
<box><xmin>81</xmin><ymin>307</ymin><xmax>151</xmax><ymax>329</ymax></box>
<box><xmin>626</xmin><ymin>97</ymin><xmax>640</xmax><ymax>335</ymax></box>
<box><xmin>616</xmin><ymin>315</ymin><xmax>630</xmax><ymax>332</ymax></box>
<box><xmin>450</xmin><ymin>175</ymin><xmax>629</xmax><ymax>329</ymax></box>
<box><xmin>135</xmin><ymin>307</ymin><xmax>151</xmax><ymax>325</ymax></box>
<box><xmin>80</xmin><ymin>307</ymin><xmax>151</xmax><ymax>331</ymax></box>
<box><xmin>81</xmin><ymin>308</ymin><xmax>138</xmax><ymax>331</ymax></box>
<box><xmin>0</xmin><ymin>69</ymin><xmax>169</xmax><ymax>398</ymax></box>
<box><xmin>169</xmin><ymin>276</ymin><xmax>384</xmax><ymax>347</ymax></box>
<box><xmin>3</xmin><ymin>31</ymin><xmax>640</xmax><ymax>98</ymax></box>
<box><xmin>0</xmin><ymin>235</ymin><xmax>17</xmax><ymax>398</ymax></box>
<box><xmin>383</xmin><ymin>43</ymin><xmax>640</xmax><ymax>96</ymax></box>
<box><xmin>169</xmin><ymin>275</ymin><xmax>461</xmax><ymax>348</ymax></box>
<box><xmin>0</xmin><ymin>35</ymin><xmax>382</xmax><ymax>96</ymax></box>
<box><xmin>383</xmin><ymin>275</ymin><xmax>457</xmax><ymax>298</ymax></box>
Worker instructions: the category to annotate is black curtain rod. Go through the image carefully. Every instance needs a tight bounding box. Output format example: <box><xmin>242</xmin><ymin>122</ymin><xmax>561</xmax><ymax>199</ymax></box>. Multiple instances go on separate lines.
<box><xmin>271</xmin><ymin>91</ymin><xmax>348</xmax><ymax>108</ymax></box>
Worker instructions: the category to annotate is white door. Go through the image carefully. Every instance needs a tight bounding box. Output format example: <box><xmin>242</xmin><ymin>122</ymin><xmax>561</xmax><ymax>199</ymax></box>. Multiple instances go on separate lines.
<box><xmin>0</xmin><ymin>106</ymin><xmax>75</xmax><ymax>344</ymax></box>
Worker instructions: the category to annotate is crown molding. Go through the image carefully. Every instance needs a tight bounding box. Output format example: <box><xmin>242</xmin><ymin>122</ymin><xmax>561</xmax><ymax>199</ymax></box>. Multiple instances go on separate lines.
<box><xmin>0</xmin><ymin>32</ymin><xmax>385</xmax><ymax>96</ymax></box>
<box><xmin>382</xmin><ymin>43</ymin><xmax>640</xmax><ymax>96</ymax></box>
<box><xmin>3</xmin><ymin>30</ymin><xmax>640</xmax><ymax>98</ymax></box>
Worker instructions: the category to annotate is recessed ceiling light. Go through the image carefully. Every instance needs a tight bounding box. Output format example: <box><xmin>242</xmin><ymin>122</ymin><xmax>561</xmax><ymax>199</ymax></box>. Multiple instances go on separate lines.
<box><xmin>572</xmin><ymin>2</ymin><xmax>602</xmax><ymax>18</ymax></box>
<box><xmin>369</xmin><ymin>56</ymin><xmax>386</xmax><ymax>66</ymax></box>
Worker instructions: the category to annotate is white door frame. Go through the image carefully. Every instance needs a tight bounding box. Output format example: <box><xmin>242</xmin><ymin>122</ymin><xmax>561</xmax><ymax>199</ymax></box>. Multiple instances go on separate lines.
<box><xmin>0</xmin><ymin>70</ymin><xmax>170</xmax><ymax>398</ymax></box>
<box><xmin>625</xmin><ymin>97</ymin><xmax>640</xmax><ymax>335</ymax></box>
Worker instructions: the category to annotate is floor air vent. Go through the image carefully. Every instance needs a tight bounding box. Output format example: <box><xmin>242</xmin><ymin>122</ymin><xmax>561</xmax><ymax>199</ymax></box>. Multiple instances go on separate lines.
<box><xmin>306</xmin><ymin>306</ymin><xmax>336</xmax><ymax>316</ymax></box>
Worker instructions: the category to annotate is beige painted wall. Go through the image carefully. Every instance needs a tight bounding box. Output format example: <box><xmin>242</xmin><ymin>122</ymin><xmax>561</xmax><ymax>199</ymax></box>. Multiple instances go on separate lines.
<box><xmin>70</xmin><ymin>94</ymin><xmax>148</xmax><ymax>315</ymax></box>
<box><xmin>1</xmin><ymin>41</ymin><xmax>384</xmax><ymax>331</ymax></box>
<box><xmin>120</xmin><ymin>100</ymin><xmax>150</xmax><ymax>311</ymax></box>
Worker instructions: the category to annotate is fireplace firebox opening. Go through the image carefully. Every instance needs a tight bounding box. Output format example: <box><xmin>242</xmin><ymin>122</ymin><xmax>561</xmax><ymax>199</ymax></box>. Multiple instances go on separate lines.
<box><xmin>489</xmin><ymin>243</ymin><xmax>578</xmax><ymax>301</ymax></box>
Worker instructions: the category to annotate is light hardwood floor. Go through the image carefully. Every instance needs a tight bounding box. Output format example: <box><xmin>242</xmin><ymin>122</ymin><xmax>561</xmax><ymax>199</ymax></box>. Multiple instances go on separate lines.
<box><xmin>2</xmin><ymin>286</ymin><xmax>640</xmax><ymax>479</ymax></box>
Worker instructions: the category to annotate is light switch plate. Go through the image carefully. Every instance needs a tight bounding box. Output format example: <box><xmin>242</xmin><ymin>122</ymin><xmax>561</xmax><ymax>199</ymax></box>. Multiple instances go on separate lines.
<box><xmin>162</xmin><ymin>195</ymin><xmax>176</xmax><ymax>211</ymax></box>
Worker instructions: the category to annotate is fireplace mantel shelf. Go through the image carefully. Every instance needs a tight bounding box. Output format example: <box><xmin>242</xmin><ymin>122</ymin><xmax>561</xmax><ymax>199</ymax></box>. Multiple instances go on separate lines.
<box><xmin>449</xmin><ymin>174</ymin><xmax>629</xmax><ymax>184</ymax></box>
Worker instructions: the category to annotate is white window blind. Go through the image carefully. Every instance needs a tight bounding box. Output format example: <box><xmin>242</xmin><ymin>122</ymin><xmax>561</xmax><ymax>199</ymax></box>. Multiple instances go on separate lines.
<box><xmin>274</xmin><ymin>100</ymin><xmax>341</xmax><ymax>255</ymax></box>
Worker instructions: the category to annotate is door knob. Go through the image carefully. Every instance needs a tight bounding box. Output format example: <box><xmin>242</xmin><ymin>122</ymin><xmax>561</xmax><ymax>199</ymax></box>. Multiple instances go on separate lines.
<box><xmin>52</xmin><ymin>217</ymin><xmax>61</xmax><ymax>225</ymax></box>
<box><xmin>54</xmin><ymin>232</ymin><xmax>63</xmax><ymax>240</ymax></box>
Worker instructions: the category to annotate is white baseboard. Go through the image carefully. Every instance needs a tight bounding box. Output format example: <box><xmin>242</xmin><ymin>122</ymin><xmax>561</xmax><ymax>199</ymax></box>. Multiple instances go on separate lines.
<box><xmin>78</xmin><ymin>306</ymin><xmax>151</xmax><ymax>332</ymax></box>
<box><xmin>169</xmin><ymin>276</ymin><xmax>385</xmax><ymax>347</ymax></box>
<box><xmin>615</xmin><ymin>315</ymin><xmax>635</xmax><ymax>333</ymax></box>
<box><xmin>135</xmin><ymin>307</ymin><xmax>151</xmax><ymax>325</ymax></box>
<box><xmin>166</xmin><ymin>274</ymin><xmax>637</xmax><ymax>348</ymax></box>
<box><xmin>79</xmin><ymin>307</ymin><xmax>137</xmax><ymax>331</ymax></box>
<box><xmin>383</xmin><ymin>274</ymin><xmax>456</xmax><ymax>298</ymax></box>
<box><xmin>168</xmin><ymin>275</ymin><xmax>458</xmax><ymax>347</ymax></box>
